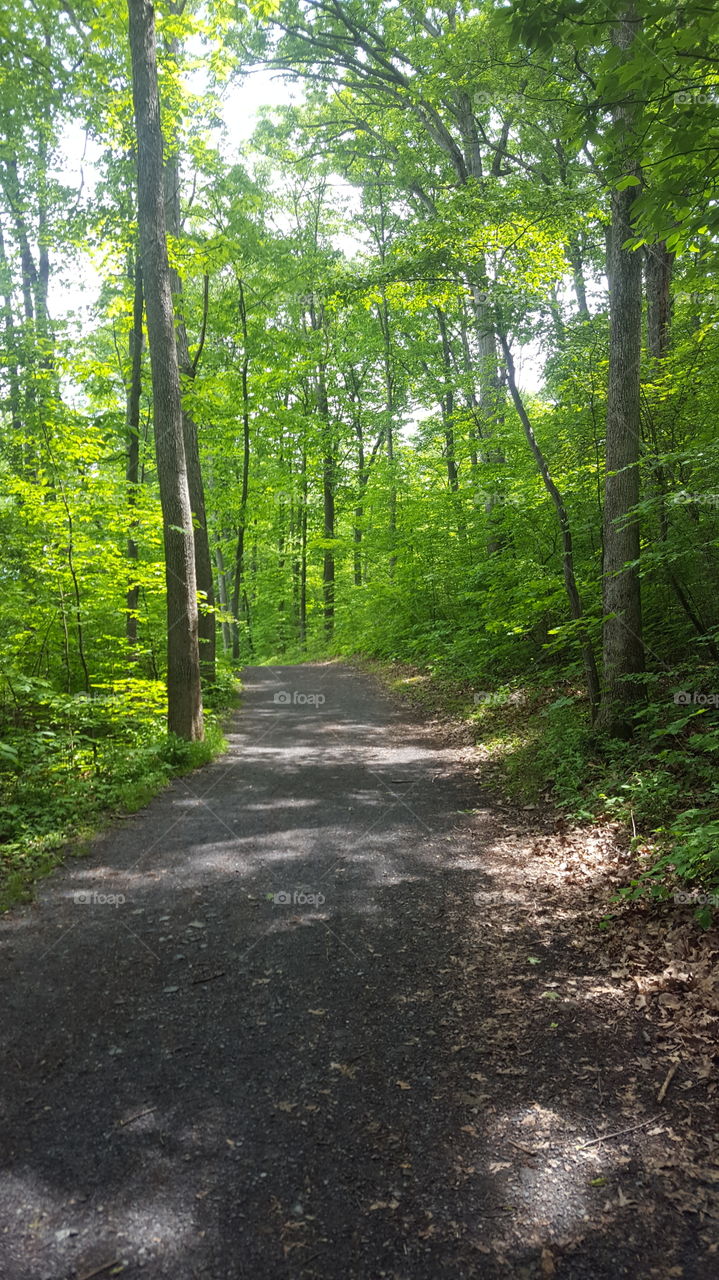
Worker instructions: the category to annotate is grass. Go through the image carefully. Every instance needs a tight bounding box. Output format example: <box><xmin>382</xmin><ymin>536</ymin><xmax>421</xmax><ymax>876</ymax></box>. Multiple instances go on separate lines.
<box><xmin>0</xmin><ymin>667</ymin><xmax>239</xmax><ymax>911</ymax></box>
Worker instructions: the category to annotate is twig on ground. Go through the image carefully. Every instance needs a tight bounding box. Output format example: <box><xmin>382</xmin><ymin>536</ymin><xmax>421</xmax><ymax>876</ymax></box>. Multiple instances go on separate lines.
<box><xmin>77</xmin><ymin>1260</ymin><xmax>123</xmax><ymax>1280</ymax></box>
<box><xmin>657</xmin><ymin>1060</ymin><xmax>679</xmax><ymax>1104</ymax></box>
<box><xmin>576</xmin><ymin>1116</ymin><xmax>661</xmax><ymax>1150</ymax></box>
<box><xmin>118</xmin><ymin>1106</ymin><xmax>156</xmax><ymax>1127</ymax></box>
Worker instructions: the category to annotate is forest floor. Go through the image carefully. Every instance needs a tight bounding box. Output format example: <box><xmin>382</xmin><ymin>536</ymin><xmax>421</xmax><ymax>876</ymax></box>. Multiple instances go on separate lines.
<box><xmin>0</xmin><ymin>661</ymin><xmax>717</xmax><ymax>1279</ymax></box>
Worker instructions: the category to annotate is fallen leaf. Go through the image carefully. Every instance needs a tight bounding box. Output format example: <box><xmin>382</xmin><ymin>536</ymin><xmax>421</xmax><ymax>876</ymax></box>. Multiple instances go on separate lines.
<box><xmin>541</xmin><ymin>1247</ymin><xmax>556</xmax><ymax>1277</ymax></box>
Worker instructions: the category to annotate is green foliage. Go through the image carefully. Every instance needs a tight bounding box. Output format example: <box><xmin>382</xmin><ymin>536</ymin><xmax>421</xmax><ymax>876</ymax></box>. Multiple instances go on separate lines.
<box><xmin>0</xmin><ymin>675</ymin><xmax>236</xmax><ymax>910</ymax></box>
<box><xmin>1</xmin><ymin>0</ymin><xmax>719</xmax><ymax>923</ymax></box>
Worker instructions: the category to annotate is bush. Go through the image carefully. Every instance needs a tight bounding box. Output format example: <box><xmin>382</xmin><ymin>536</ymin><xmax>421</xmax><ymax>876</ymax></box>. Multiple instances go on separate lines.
<box><xmin>0</xmin><ymin>672</ymin><xmax>238</xmax><ymax>909</ymax></box>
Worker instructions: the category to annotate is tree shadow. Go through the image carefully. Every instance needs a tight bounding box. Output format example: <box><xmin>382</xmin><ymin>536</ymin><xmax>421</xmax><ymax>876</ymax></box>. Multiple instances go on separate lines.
<box><xmin>0</xmin><ymin>664</ymin><xmax>709</xmax><ymax>1278</ymax></box>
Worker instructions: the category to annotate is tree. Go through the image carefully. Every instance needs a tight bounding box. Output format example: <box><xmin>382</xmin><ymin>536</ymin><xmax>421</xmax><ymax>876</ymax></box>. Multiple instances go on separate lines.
<box><xmin>127</xmin><ymin>0</ymin><xmax>203</xmax><ymax>740</ymax></box>
<box><xmin>593</xmin><ymin>5</ymin><xmax>645</xmax><ymax>735</ymax></box>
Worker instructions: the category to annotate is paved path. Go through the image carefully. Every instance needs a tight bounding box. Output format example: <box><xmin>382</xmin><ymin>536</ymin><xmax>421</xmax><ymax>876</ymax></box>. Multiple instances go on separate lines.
<box><xmin>0</xmin><ymin>664</ymin><xmax>713</xmax><ymax>1278</ymax></box>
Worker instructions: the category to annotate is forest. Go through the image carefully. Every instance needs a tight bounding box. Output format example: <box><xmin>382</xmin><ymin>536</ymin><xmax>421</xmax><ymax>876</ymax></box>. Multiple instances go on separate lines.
<box><xmin>1</xmin><ymin>0</ymin><xmax>719</xmax><ymax>914</ymax></box>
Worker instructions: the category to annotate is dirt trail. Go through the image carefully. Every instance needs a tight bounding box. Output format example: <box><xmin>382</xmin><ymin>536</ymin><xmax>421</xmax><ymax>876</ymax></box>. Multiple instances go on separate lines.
<box><xmin>0</xmin><ymin>663</ymin><xmax>714</xmax><ymax>1278</ymax></box>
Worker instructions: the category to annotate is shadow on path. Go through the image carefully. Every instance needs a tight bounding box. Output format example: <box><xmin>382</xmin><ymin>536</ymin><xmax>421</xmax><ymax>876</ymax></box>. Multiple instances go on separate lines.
<box><xmin>0</xmin><ymin>664</ymin><xmax>712</xmax><ymax>1278</ymax></box>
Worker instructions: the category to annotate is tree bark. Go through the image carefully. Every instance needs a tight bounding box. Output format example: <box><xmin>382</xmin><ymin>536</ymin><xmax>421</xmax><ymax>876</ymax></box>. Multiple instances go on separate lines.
<box><xmin>125</xmin><ymin>256</ymin><xmax>143</xmax><ymax>649</ymax></box>
<box><xmin>568</xmin><ymin>237</ymin><xmax>590</xmax><ymax>319</ymax></box>
<box><xmin>214</xmin><ymin>545</ymin><xmax>233</xmax><ymax>654</ymax></box>
<box><xmin>376</xmin><ymin>293</ymin><xmax>397</xmax><ymax>571</ymax></box>
<box><xmin>0</xmin><ymin>221</ymin><xmax>22</xmax><ymax>438</ymax></box>
<box><xmin>645</xmin><ymin>242</ymin><xmax>673</xmax><ymax>361</ymax></box>
<box><xmin>230</xmin><ymin>278</ymin><xmax>251</xmax><ymax>661</ymax></box>
<box><xmin>163</xmin><ymin>143</ymin><xmax>216</xmax><ymax>683</ymax></box>
<box><xmin>310</xmin><ymin>300</ymin><xmax>335</xmax><ymax>635</ymax></box>
<box><xmin>436</xmin><ymin>308</ymin><xmax>466</xmax><ymax>543</ymax></box>
<box><xmin>300</xmin><ymin>443</ymin><xmax>308</xmax><ymax>645</ymax></box>
<box><xmin>127</xmin><ymin>0</ymin><xmax>203</xmax><ymax>740</ymax></box>
<box><xmin>594</xmin><ymin>5</ymin><xmax>645</xmax><ymax>737</ymax></box>
<box><xmin>319</xmin><ymin>366</ymin><xmax>335</xmax><ymax>636</ymax></box>
<box><xmin>348</xmin><ymin>372</ymin><xmax>365</xmax><ymax>587</ymax></box>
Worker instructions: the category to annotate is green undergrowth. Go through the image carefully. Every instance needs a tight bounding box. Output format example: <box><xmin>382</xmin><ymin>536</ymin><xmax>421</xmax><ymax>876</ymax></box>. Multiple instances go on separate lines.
<box><xmin>358</xmin><ymin>655</ymin><xmax>719</xmax><ymax>916</ymax></box>
<box><xmin>0</xmin><ymin>665</ymin><xmax>239</xmax><ymax>910</ymax></box>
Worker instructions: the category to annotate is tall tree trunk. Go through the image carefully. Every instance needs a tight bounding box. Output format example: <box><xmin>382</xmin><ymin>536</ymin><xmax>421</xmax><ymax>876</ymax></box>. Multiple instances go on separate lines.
<box><xmin>127</xmin><ymin>0</ymin><xmax>202</xmax><ymax>740</ymax></box>
<box><xmin>595</xmin><ymin>5</ymin><xmax>645</xmax><ymax>737</ymax></box>
<box><xmin>126</xmin><ymin>256</ymin><xmax>143</xmax><ymax>649</ymax></box>
<box><xmin>436</xmin><ymin>308</ymin><xmax>466</xmax><ymax>542</ymax></box>
<box><xmin>377</xmin><ymin>294</ymin><xmax>397</xmax><ymax>571</ymax></box>
<box><xmin>0</xmin><ymin>221</ymin><xmax>22</xmax><ymax>440</ymax></box>
<box><xmin>319</xmin><ymin>367</ymin><xmax>335</xmax><ymax>636</ymax></box>
<box><xmin>348</xmin><ymin>372</ymin><xmax>365</xmax><ymax>587</ymax></box>
<box><xmin>299</xmin><ymin>444</ymin><xmax>308</xmax><ymax>646</ymax></box>
<box><xmin>230</xmin><ymin>278</ymin><xmax>251</xmax><ymax>661</ymax></box>
<box><xmin>1</xmin><ymin>157</ymin><xmax>37</xmax><ymax>328</ymax></box>
<box><xmin>0</xmin><ymin>153</ymin><xmax>53</xmax><ymax>464</ymax></box>
<box><xmin>458</xmin><ymin>306</ymin><xmax>480</xmax><ymax>476</ymax></box>
<box><xmin>310</xmin><ymin>301</ymin><xmax>334</xmax><ymax>636</ymax></box>
<box><xmin>354</xmin><ymin>453</ymin><xmax>366</xmax><ymax>589</ymax></box>
<box><xmin>568</xmin><ymin>236</ymin><xmax>590</xmax><ymax>318</ymax></box>
<box><xmin>643</xmin><ymin>245</ymin><xmax>711</xmax><ymax>648</ymax></box>
<box><xmin>163</xmin><ymin>142</ymin><xmax>216</xmax><ymax>683</ymax></box>
<box><xmin>214</xmin><ymin>545</ymin><xmax>233</xmax><ymax>654</ymax></box>
<box><xmin>645</xmin><ymin>242</ymin><xmax>673</xmax><ymax>361</ymax></box>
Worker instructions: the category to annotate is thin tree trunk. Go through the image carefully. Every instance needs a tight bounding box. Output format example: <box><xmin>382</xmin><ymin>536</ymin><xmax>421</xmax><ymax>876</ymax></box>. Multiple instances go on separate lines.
<box><xmin>459</xmin><ymin>304</ymin><xmax>480</xmax><ymax>476</ymax></box>
<box><xmin>300</xmin><ymin>444</ymin><xmax>308</xmax><ymax>645</ymax></box>
<box><xmin>127</xmin><ymin>0</ymin><xmax>202</xmax><ymax>740</ymax></box>
<box><xmin>644</xmin><ymin>247</ymin><xmax>713</xmax><ymax>650</ymax></box>
<box><xmin>348</xmin><ymin>372</ymin><xmax>365</xmax><ymax>587</ymax></box>
<box><xmin>126</xmin><ymin>256</ymin><xmax>143</xmax><ymax>649</ymax></box>
<box><xmin>310</xmin><ymin>301</ymin><xmax>335</xmax><ymax>636</ymax></box>
<box><xmin>0</xmin><ymin>221</ymin><xmax>22</xmax><ymax>438</ymax></box>
<box><xmin>214</xmin><ymin>545</ymin><xmax>233</xmax><ymax>654</ymax></box>
<box><xmin>377</xmin><ymin>294</ymin><xmax>397</xmax><ymax>571</ymax></box>
<box><xmin>645</xmin><ymin>242</ymin><xmax>673</xmax><ymax>362</ymax></box>
<box><xmin>594</xmin><ymin>4</ymin><xmax>645</xmax><ymax>737</ymax></box>
<box><xmin>436</xmin><ymin>308</ymin><xmax>466</xmax><ymax>542</ymax></box>
<box><xmin>65</xmin><ymin>503</ymin><xmax>90</xmax><ymax>694</ymax></box>
<box><xmin>231</xmin><ymin>278</ymin><xmax>251</xmax><ymax>661</ymax></box>
<box><xmin>499</xmin><ymin>333</ymin><xmax>601</xmax><ymax>716</ymax></box>
<box><xmin>355</xmin><ymin>446</ymin><xmax>366</xmax><ymax>588</ymax></box>
<box><xmin>319</xmin><ymin>365</ymin><xmax>335</xmax><ymax>636</ymax></box>
<box><xmin>569</xmin><ymin>237</ymin><xmax>590</xmax><ymax>318</ymax></box>
<box><xmin>1</xmin><ymin>157</ymin><xmax>37</xmax><ymax>327</ymax></box>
